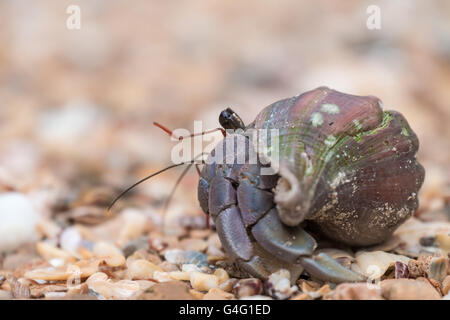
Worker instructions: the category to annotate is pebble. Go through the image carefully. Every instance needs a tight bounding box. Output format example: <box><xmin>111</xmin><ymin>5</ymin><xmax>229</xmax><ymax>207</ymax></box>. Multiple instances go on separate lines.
<box><xmin>127</xmin><ymin>259</ymin><xmax>163</xmax><ymax>280</ymax></box>
<box><xmin>240</xmin><ymin>295</ymin><xmax>273</xmax><ymax>300</ymax></box>
<box><xmin>102</xmin><ymin>255</ymin><xmax>126</xmax><ymax>267</ymax></box>
<box><xmin>0</xmin><ymin>290</ymin><xmax>13</xmax><ymax>300</ymax></box>
<box><xmin>302</xmin><ymin>284</ymin><xmax>332</xmax><ymax>299</ymax></box>
<box><xmin>86</xmin><ymin>272</ymin><xmax>108</xmax><ymax>284</ymax></box>
<box><xmin>87</xmin><ymin>279</ymin><xmax>141</xmax><ymax>299</ymax></box>
<box><xmin>393</xmin><ymin>218</ymin><xmax>450</xmax><ymax>256</ymax></box>
<box><xmin>93</xmin><ymin>241</ymin><xmax>123</xmax><ymax>257</ymax></box>
<box><xmin>203</xmin><ymin>288</ymin><xmax>234</xmax><ymax>300</ymax></box>
<box><xmin>190</xmin><ymin>272</ymin><xmax>219</xmax><ymax>292</ymax></box>
<box><xmin>169</xmin><ymin>271</ymin><xmax>191</xmax><ymax>281</ymax></box>
<box><xmin>36</xmin><ymin>219</ymin><xmax>62</xmax><ymax>239</ymax></box>
<box><xmin>206</xmin><ymin>245</ymin><xmax>226</xmax><ymax>258</ymax></box>
<box><xmin>93</xmin><ymin>242</ymin><xmax>125</xmax><ymax>267</ymax></box>
<box><xmin>380</xmin><ymin>278</ymin><xmax>441</xmax><ymax>300</ymax></box>
<box><xmin>182</xmin><ymin>264</ymin><xmax>204</xmax><ymax>274</ymax></box>
<box><xmin>435</xmin><ymin>233</ymin><xmax>450</xmax><ymax>252</ymax></box>
<box><xmin>77</xmin><ymin>247</ymin><xmax>94</xmax><ymax>260</ymax></box>
<box><xmin>65</xmin><ymin>206</ymin><xmax>107</xmax><ymax>225</ymax></box>
<box><xmin>317</xmin><ymin>248</ymin><xmax>354</xmax><ymax>269</ymax></box>
<box><xmin>138</xmin><ymin>281</ymin><xmax>195</xmax><ymax>300</ymax></box>
<box><xmin>25</xmin><ymin>260</ymin><xmax>100</xmax><ymax>281</ymax></box>
<box><xmin>158</xmin><ymin>261</ymin><xmax>179</xmax><ymax>272</ymax></box>
<box><xmin>218</xmin><ymin>279</ymin><xmax>235</xmax><ymax>292</ymax></box>
<box><xmin>207</xmin><ymin>233</ymin><xmax>222</xmax><ymax>248</ymax></box>
<box><xmin>264</xmin><ymin>269</ymin><xmax>298</xmax><ymax>300</ymax></box>
<box><xmin>59</xmin><ymin>227</ymin><xmax>83</xmax><ymax>257</ymax></box>
<box><xmin>30</xmin><ymin>285</ymin><xmax>67</xmax><ymax>298</ymax></box>
<box><xmin>179</xmin><ymin>238</ymin><xmax>208</xmax><ymax>252</ymax></box>
<box><xmin>189</xmin><ymin>229</ymin><xmax>212</xmax><ymax>239</ymax></box>
<box><xmin>297</xmin><ymin>279</ymin><xmax>321</xmax><ymax>292</ymax></box>
<box><xmin>148</xmin><ymin>234</ymin><xmax>172</xmax><ymax>252</ymax></box>
<box><xmin>127</xmin><ymin>249</ymin><xmax>162</xmax><ymax>265</ymax></box>
<box><xmin>428</xmin><ymin>256</ymin><xmax>448</xmax><ymax>282</ymax></box>
<box><xmin>44</xmin><ymin>292</ymin><xmax>67</xmax><ymax>299</ymax></box>
<box><xmin>117</xmin><ymin>209</ymin><xmax>148</xmax><ymax>246</ymax></box>
<box><xmin>135</xmin><ymin>280</ymin><xmax>155</xmax><ymax>291</ymax></box>
<box><xmin>189</xmin><ymin>289</ymin><xmax>205</xmax><ymax>300</ymax></box>
<box><xmin>443</xmin><ymin>276</ymin><xmax>450</xmax><ymax>295</ymax></box>
<box><xmin>152</xmin><ymin>271</ymin><xmax>172</xmax><ymax>282</ymax></box>
<box><xmin>121</xmin><ymin>236</ymin><xmax>149</xmax><ymax>257</ymax></box>
<box><xmin>290</xmin><ymin>292</ymin><xmax>308</xmax><ymax>300</ymax></box>
<box><xmin>24</xmin><ymin>267</ymin><xmax>75</xmax><ymax>281</ymax></box>
<box><xmin>66</xmin><ymin>283</ymin><xmax>89</xmax><ymax>296</ymax></box>
<box><xmin>332</xmin><ymin>283</ymin><xmax>383</xmax><ymax>300</ymax></box>
<box><xmin>394</xmin><ymin>261</ymin><xmax>409</xmax><ymax>279</ymax></box>
<box><xmin>353</xmin><ymin>251</ymin><xmax>411</xmax><ymax>280</ymax></box>
<box><xmin>233</xmin><ymin>278</ymin><xmax>263</xmax><ymax>298</ymax></box>
<box><xmin>213</xmin><ymin>268</ymin><xmax>229</xmax><ymax>284</ymax></box>
<box><xmin>0</xmin><ymin>193</ymin><xmax>39</xmax><ymax>253</ymax></box>
<box><xmin>2</xmin><ymin>252</ymin><xmax>40</xmax><ymax>270</ymax></box>
<box><xmin>36</xmin><ymin>242</ymin><xmax>76</xmax><ymax>262</ymax></box>
<box><xmin>164</xmin><ymin>249</ymin><xmax>208</xmax><ymax>267</ymax></box>
<box><xmin>408</xmin><ymin>254</ymin><xmax>433</xmax><ymax>278</ymax></box>
<box><xmin>8</xmin><ymin>277</ymin><xmax>31</xmax><ymax>298</ymax></box>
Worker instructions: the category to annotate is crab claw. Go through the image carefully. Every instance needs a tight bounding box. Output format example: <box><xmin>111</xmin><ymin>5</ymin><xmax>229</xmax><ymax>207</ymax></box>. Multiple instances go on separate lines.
<box><xmin>251</xmin><ymin>209</ymin><xmax>317</xmax><ymax>263</ymax></box>
<box><xmin>238</xmin><ymin>243</ymin><xmax>304</xmax><ymax>285</ymax></box>
<box><xmin>299</xmin><ymin>253</ymin><xmax>365</xmax><ymax>283</ymax></box>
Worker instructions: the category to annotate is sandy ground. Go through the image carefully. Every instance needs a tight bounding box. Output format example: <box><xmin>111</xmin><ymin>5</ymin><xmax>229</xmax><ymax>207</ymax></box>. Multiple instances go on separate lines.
<box><xmin>0</xmin><ymin>1</ymin><xmax>449</xmax><ymax>300</ymax></box>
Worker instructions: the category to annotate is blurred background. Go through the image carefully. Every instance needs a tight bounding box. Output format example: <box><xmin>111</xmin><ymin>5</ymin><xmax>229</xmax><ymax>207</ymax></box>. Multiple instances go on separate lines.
<box><xmin>0</xmin><ymin>0</ymin><xmax>449</xmax><ymax>247</ymax></box>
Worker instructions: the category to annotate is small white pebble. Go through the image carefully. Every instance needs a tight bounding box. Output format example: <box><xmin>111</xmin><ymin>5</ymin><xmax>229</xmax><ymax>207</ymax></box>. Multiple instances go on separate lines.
<box><xmin>127</xmin><ymin>259</ymin><xmax>163</xmax><ymax>280</ymax></box>
<box><xmin>86</xmin><ymin>272</ymin><xmax>109</xmax><ymax>285</ymax></box>
<box><xmin>0</xmin><ymin>193</ymin><xmax>39</xmax><ymax>253</ymax></box>
<box><xmin>213</xmin><ymin>268</ymin><xmax>229</xmax><ymax>284</ymax></box>
<box><xmin>274</xmin><ymin>278</ymin><xmax>290</xmax><ymax>292</ymax></box>
<box><xmin>169</xmin><ymin>271</ymin><xmax>191</xmax><ymax>281</ymax></box>
<box><xmin>182</xmin><ymin>264</ymin><xmax>203</xmax><ymax>273</ymax></box>
<box><xmin>152</xmin><ymin>271</ymin><xmax>172</xmax><ymax>282</ymax></box>
<box><xmin>266</xmin><ymin>269</ymin><xmax>298</xmax><ymax>299</ymax></box>
<box><xmin>190</xmin><ymin>272</ymin><xmax>219</xmax><ymax>292</ymax></box>
<box><xmin>93</xmin><ymin>241</ymin><xmax>123</xmax><ymax>257</ymax></box>
<box><xmin>60</xmin><ymin>227</ymin><xmax>83</xmax><ymax>256</ymax></box>
<box><xmin>49</xmin><ymin>258</ymin><xmax>65</xmax><ymax>267</ymax></box>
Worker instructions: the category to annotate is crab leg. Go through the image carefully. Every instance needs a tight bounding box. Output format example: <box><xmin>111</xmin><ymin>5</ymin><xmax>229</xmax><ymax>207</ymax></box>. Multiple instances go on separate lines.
<box><xmin>299</xmin><ymin>253</ymin><xmax>365</xmax><ymax>283</ymax></box>
<box><xmin>251</xmin><ymin>209</ymin><xmax>364</xmax><ymax>283</ymax></box>
<box><xmin>237</xmin><ymin>179</ymin><xmax>274</xmax><ymax>226</ymax></box>
<box><xmin>215</xmin><ymin>206</ymin><xmax>254</xmax><ymax>261</ymax></box>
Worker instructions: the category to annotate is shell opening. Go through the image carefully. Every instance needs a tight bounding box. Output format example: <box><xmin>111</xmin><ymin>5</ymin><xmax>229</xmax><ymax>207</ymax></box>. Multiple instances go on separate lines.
<box><xmin>274</xmin><ymin>166</ymin><xmax>307</xmax><ymax>226</ymax></box>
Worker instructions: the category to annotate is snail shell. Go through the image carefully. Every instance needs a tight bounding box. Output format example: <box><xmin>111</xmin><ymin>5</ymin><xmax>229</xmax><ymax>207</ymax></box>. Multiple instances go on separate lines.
<box><xmin>249</xmin><ymin>86</ymin><xmax>425</xmax><ymax>246</ymax></box>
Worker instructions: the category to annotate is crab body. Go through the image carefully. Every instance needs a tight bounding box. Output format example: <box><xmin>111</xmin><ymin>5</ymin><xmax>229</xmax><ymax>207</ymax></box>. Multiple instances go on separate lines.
<box><xmin>198</xmin><ymin>87</ymin><xmax>425</xmax><ymax>283</ymax></box>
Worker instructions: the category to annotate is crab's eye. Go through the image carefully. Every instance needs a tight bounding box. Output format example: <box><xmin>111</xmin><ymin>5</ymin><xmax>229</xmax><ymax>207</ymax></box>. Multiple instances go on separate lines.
<box><xmin>219</xmin><ymin>108</ymin><xmax>245</xmax><ymax>130</ymax></box>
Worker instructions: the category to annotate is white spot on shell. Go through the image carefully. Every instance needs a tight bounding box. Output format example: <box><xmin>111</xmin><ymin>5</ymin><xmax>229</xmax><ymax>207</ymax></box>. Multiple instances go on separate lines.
<box><xmin>353</xmin><ymin>119</ymin><xmax>362</xmax><ymax>130</ymax></box>
<box><xmin>321</xmin><ymin>103</ymin><xmax>340</xmax><ymax>114</ymax></box>
<box><xmin>310</xmin><ymin>112</ymin><xmax>324</xmax><ymax>127</ymax></box>
<box><xmin>330</xmin><ymin>171</ymin><xmax>348</xmax><ymax>188</ymax></box>
<box><xmin>324</xmin><ymin>135</ymin><xmax>337</xmax><ymax>147</ymax></box>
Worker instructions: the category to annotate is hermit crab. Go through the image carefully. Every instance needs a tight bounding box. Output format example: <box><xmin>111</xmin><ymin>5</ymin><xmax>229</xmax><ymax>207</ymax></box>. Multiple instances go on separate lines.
<box><xmin>111</xmin><ymin>87</ymin><xmax>425</xmax><ymax>284</ymax></box>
